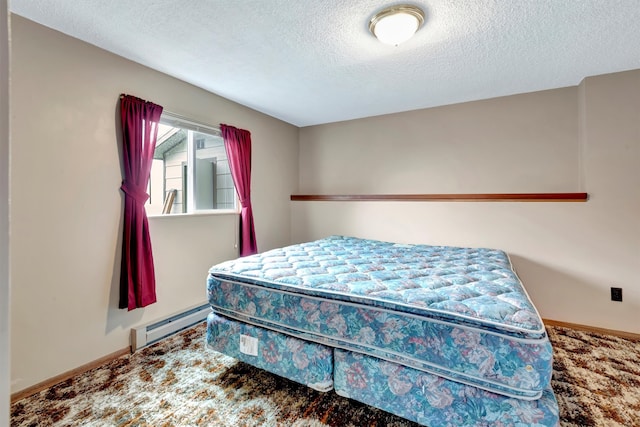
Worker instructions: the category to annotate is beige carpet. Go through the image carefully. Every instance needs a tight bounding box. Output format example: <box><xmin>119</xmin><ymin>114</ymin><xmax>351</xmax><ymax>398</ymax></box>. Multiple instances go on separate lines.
<box><xmin>10</xmin><ymin>323</ymin><xmax>640</xmax><ymax>426</ymax></box>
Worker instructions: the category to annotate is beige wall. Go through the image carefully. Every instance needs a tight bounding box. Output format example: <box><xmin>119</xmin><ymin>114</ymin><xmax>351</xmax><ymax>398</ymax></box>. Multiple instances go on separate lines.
<box><xmin>299</xmin><ymin>88</ymin><xmax>580</xmax><ymax>194</ymax></box>
<box><xmin>294</xmin><ymin>71</ymin><xmax>640</xmax><ymax>334</ymax></box>
<box><xmin>9</xmin><ymin>15</ymin><xmax>298</xmax><ymax>393</ymax></box>
<box><xmin>1</xmin><ymin>0</ymin><xmax>9</xmax><ymax>422</ymax></box>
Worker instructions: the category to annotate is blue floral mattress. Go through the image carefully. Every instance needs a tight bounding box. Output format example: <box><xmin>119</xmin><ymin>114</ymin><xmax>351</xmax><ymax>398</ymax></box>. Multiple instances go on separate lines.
<box><xmin>207</xmin><ymin>235</ymin><xmax>553</xmax><ymax>399</ymax></box>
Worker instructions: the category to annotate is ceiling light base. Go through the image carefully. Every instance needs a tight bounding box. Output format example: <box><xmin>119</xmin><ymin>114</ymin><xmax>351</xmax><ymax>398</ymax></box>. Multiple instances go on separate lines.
<box><xmin>369</xmin><ymin>4</ymin><xmax>425</xmax><ymax>46</ymax></box>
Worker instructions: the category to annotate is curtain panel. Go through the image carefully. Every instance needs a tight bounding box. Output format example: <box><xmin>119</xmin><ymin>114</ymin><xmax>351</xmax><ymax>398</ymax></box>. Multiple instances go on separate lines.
<box><xmin>119</xmin><ymin>94</ymin><xmax>163</xmax><ymax>310</ymax></box>
<box><xmin>221</xmin><ymin>124</ymin><xmax>258</xmax><ymax>256</ymax></box>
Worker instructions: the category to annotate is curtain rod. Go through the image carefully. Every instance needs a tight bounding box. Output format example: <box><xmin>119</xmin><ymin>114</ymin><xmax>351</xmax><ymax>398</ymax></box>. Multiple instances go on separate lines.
<box><xmin>119</xmin><ymin>93</ymin><xmax>156</xmax><ymax>103</ymax></box>
<box><xmin>118</xmin><ymin>95</ymin><xmax>221</xmax><ymax>133</ymax></box>
<box><xmin>161</xmin><ymin>110</ymin><xmax>221</xmax><ymax>133</ymax></box>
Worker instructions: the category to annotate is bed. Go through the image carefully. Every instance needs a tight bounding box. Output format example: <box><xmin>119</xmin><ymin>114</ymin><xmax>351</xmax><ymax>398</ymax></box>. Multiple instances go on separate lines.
<box><xmin>205</xmin><ymin>235</ymin><xmax>559</xmax><ymax>426</ymax></box>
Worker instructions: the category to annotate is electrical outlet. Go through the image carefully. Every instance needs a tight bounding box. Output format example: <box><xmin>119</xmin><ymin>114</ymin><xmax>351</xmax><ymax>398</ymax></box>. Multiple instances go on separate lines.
<box><xmin>610</xmin><ymin>287</ymin><xmax>623</xmax><ymax>302</ymax></box>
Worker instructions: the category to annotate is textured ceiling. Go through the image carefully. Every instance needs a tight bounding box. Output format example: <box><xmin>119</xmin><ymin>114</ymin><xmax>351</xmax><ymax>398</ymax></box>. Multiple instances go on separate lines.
<box><xmin>10</xmin><ymin>1</ymin><xmax>640</xmax><ymax>127</ymax></box>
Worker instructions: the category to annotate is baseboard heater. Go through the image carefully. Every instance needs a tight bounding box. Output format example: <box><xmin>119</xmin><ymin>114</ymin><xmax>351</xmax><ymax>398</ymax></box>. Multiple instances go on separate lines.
<box><xmin>131</xmin><ymin>303</ymin><xmax>211</xmax><ymax>352</ymax></box>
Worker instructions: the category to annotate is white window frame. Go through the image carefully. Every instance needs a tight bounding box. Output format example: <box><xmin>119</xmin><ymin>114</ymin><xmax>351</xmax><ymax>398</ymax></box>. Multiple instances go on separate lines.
<box><xmin>147</xmin><ymin>112</ymin><xmax>238</xmax><ymax>217</ymax></box>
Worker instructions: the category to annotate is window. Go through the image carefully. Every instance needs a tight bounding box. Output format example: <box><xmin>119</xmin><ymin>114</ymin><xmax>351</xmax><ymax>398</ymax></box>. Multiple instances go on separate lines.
<box><xmin>146</xmin><ymin>113</ymin><xmax>236</xmax><ymax>215</ymax></box>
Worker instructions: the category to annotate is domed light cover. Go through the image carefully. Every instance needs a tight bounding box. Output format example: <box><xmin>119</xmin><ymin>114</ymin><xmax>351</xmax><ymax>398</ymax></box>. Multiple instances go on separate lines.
<box><xmin>369</xmin><ymin>5</ymin><xmax>425</xmax><ymax>46</ymax></box>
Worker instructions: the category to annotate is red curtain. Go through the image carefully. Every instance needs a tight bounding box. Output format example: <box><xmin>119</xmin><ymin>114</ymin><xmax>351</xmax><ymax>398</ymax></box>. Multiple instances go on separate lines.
<box><xmin>119</xmin><ymin>94</ymin><xmax>163</xmax><ymax>310</ymax></box>
<box><xmin>221</xmin><ymin>124</ymin><xmax>258</xmax><ymax>256</ymax></box>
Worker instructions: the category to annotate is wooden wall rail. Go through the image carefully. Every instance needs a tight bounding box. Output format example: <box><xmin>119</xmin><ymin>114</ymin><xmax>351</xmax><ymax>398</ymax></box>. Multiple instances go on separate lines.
<box><xmin>290</xmin><ymin>193</ymin><xmax>588</xmax><ymax>202</ymax></box>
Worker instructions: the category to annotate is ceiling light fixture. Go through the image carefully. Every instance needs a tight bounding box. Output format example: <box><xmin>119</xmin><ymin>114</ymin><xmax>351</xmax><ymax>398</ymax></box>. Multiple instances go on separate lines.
<box><xmin>369</xmin><ymin>4</ymin><xmax>425</xmax><ymax>46</ymax></box>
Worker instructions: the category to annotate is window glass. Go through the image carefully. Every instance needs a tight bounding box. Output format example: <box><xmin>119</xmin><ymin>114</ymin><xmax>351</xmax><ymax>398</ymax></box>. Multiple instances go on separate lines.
<box><xmin>146</xmin><ymin>115</ymin><xmax>236</xmax><ymax>215</ymax></box>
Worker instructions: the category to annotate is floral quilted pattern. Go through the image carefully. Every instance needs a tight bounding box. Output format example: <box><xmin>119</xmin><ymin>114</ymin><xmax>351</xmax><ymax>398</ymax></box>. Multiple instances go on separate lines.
<box><xmin>206</xmin><ymin>313</ymin><xmax>333</xmax><ymax>392</ymax></box>
<box><xmin>209</xmin><ymin>236</ymin><xmax>544</xmax><ymax>337</ymax></box>
<box><xmin>208</xmin><ymin>278</ymin><xmax>551</xmax><ymax>398</ymax></box>
<box><xmin>333</xmin><ymin>349</ymin><xmax>559</xmax><ymax>427</ymax></box>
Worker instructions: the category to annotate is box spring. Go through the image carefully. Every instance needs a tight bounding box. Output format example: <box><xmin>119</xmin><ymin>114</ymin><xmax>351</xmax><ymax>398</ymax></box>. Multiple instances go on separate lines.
<box><xmin>333</xmin><ymin>349</ymin><xmax>559</xmax><ymax>427</ymax></box>
<box><xmin>206</xmin><ymin>312</ymin><xmax>333</xmax><ymax>392</ymax></box>
<box><xmin>206</xmin><ymin>313</ymin><xmax>559</xmax><ymax>426</ymax></box>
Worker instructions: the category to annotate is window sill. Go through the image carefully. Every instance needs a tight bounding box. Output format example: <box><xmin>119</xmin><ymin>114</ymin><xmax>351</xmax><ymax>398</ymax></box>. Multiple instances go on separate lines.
<box><xmin>147</xmin><ymin>209</ymin><xmax>239</xmax><ymax>219</ymax></box>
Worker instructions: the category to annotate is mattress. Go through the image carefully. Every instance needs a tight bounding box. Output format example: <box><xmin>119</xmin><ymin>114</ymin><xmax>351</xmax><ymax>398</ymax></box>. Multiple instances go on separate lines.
<box><xmin>207</xmin><ymin>235</ymin><xmax>553</xmax><ymax>399</ymax></box>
